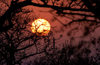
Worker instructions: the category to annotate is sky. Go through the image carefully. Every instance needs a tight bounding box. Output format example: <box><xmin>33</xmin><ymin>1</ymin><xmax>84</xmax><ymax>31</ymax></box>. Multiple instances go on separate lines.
<box><xmin>21</xmin><ymin>1</ymin><xmax>100</xmax><ymax>64</ymax></box>
<box><xmin>0</xmin><ymin>0</ymin><xmax>100</xmax><ymax>64</ymax></box>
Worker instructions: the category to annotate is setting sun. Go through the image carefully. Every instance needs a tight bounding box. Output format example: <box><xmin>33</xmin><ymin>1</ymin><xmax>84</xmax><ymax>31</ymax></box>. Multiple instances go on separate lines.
<box><xmin>31</xmin><ymin>19</ymin><xmax>50</xmax><ymax>36</ymax></box>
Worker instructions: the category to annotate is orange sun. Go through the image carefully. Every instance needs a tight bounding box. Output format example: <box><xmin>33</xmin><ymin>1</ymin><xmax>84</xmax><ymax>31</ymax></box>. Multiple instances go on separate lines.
<box><xmin>31</xmin><ymin>19</ymin><xmax>50</xmax><ymax>36</ymax></box>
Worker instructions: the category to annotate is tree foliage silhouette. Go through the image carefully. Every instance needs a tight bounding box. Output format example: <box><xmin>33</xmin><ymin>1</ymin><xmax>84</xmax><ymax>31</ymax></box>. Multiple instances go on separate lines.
<box><xmin>34</xmin><ymin>38</ymin><xmax>100</xmax><ymax>65</ymax></box>
<box><xmin>0</xmin><ymin>0</ymin><xmax>100</xmax><ymax>32</ymax></box>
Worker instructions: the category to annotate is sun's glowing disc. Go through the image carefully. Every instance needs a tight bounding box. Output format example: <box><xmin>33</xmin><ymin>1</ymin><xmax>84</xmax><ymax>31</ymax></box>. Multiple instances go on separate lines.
<box><xmin>31</xmin><ymin>19</ymin><xmax>50</xmax><ymax>36</ymax></box>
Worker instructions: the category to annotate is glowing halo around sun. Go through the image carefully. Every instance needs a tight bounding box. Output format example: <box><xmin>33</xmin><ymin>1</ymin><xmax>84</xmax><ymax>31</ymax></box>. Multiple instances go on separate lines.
<box><xmin>31</xmin><ymin>19</ymin><xmax>51</xmax><ymax>36</ymax></box>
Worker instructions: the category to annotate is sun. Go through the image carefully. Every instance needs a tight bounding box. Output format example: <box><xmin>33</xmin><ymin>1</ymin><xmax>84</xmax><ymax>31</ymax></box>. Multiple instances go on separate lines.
<box><xmin>31</xmin><ymin>19</ymin><xmax>51</xmax><ymax>36</ymax></box>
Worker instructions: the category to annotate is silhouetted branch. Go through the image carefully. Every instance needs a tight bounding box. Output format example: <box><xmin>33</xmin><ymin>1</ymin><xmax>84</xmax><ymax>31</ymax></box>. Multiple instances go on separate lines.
<box><xmin>0</xmin><ymin>0</ymin><xmax>93</xmax><ymax>32</ymax></box>
<box><xmin>16</xmin><ymin>51</ymin><xmax>45</xmax><ymax>64</ymax></box>
<box><xmin>83</xmin><ymin>0</ymin><xmax>100</xmax><ymax>20</ymax></box>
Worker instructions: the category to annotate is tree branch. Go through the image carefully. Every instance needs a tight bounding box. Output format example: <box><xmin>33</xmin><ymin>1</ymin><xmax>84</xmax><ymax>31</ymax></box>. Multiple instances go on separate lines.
<box><xmin>16</xmin><ymin>51</ymin><xmax>45</xmax><ymax>63</ymax></box>
<box><xmin>0</xmin><ymin>1</ymin><xmax>92</xmax><ymax>32</ymax></box>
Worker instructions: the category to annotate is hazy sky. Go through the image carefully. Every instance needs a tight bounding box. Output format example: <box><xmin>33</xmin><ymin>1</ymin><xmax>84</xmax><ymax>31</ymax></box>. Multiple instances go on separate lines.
<box><xmin>1</xmin><ymin>0</ymin><xmax>100</xmax><ymax>64</ymax></box>
<box><xmin>22</xmin><ymin>1</ymin><xmax>100</xmax><ymax>64</ymax></box>
<box><xmin>20</xmin><ymin>3</ymin><xmax>100</xmax><ymax>64</ymax></box>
